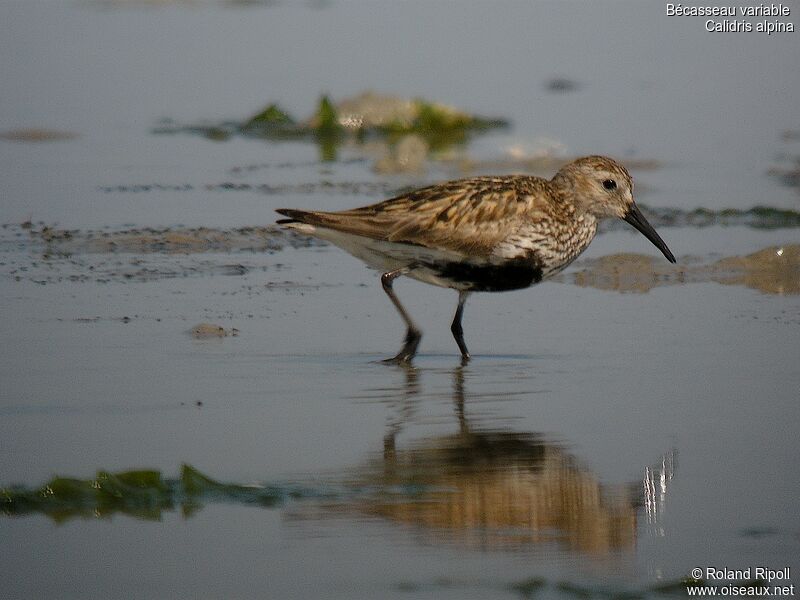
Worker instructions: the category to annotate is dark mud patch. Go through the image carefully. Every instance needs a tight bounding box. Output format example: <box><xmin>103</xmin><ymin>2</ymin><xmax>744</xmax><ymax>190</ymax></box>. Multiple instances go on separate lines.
<box><xmin>0</xmin><ymin>128</ymin><xmax>80</xmax><ymax>142</ymax></box>
<box><xmin>3</xmin><ymin>254</ymin><xmax>279</xmax><ymax>285</ymax></box>
<box><xmin>226</xmin><ymin>156</ymin><xmax>368</xmax><ymax>175</ymax></box>
<box><xmin>190</xmin><ymin>323</ymin><xmax>239</xmax><ymax>338</ymax></box>
<box><xmin>768</xmin><ymin>130</ymin><xmax>800</xmax><ymax>191</ymax></box>
<box><xmin>207</xmin><ymin>180</ymin><xmax>404</xmax><ymax>196</ymax></box>
<box><xmin>0</xmin><ymin>224</ymin><xmax>318</xmax><ymax>285</ymax></box>
<box><xmin>768</xmin><ymin>160</ymin><xmax>800</xmax><ymax>191</ymax></box>
<box><xmin>97</xmin><ymin>180</ymin><xmax>404</xmax><ymax>196</ymax></box>
<box><xmin>2</xmin><ymin>223</ymin><xmax>316</xmax><ymax>254</ymax></box>
<box><xmin>544</xmin><ymin>76</ymin><xmax>581</xmax><ymax>93</ymax></box>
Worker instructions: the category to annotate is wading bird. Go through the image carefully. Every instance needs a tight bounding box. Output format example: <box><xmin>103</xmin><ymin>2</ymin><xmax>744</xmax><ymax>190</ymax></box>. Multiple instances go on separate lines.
<box><xmin>277</xmin><ymin>156</ymin><xmax>676</xmax><ymax>363</ymax></box>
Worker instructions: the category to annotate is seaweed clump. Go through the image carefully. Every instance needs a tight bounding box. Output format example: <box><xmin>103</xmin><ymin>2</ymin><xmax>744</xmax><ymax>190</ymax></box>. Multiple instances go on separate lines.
<box><xmin>1</xmin><ymin>465</ymin><xmax>309</xmax><ymax>522</ymax></box>
<box><xmin>154</xmin><ymin>91</ymin><xmax>508</xmax><ymax>161</ymax></box>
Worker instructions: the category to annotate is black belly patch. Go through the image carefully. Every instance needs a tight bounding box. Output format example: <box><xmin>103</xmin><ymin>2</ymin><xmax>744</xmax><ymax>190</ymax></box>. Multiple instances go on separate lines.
<box><xmin>424</xmin><ymin>257</ymin><xmax>544</xmax><ymax>292</ymax></box>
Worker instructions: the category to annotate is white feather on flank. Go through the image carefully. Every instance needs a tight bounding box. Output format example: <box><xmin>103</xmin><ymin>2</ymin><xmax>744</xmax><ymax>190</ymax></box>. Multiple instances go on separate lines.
<box><xmin>282</xmin><ymin>222</ymin><xmax>483</xmax><ymax>290</ymax></box>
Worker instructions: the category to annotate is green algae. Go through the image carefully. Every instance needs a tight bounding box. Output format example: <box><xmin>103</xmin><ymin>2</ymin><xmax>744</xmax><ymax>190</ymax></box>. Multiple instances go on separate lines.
<box><xmin>314</xmin><ymin>94</ymin><xmax>339</xmax><ymax>132</ymax></box>
<box><xmin>556</xmin><ymin>581</ymin><xmax>595</xmax><ymax>598</ymax></box>
<box><xmin>154</xmin><ymin>92</ymin><xmax>508</xmax><ymax>160</ymax></box>
<box><xmin>1</xmin><ymin>464</ymin><xmax>310</xmax><ymax>522</ymax></box>
<box><xmin>243</xmin><ymin>102</ymin><xmax>295</xmax><ymax>127</ymax></box>
<box><xmin>1</xmin><ymin>469</ymin><xmax>173</xmax><ymax>523</ymax></box>
<box><xmin>510</xmin><ymin>577</ymin><xmax>547</xmax><ymax>598</ymax></box>
<box><xmin>377</xmin><ymin>100</ymin><xmax>506</xmax><ymax>151</ymax></box>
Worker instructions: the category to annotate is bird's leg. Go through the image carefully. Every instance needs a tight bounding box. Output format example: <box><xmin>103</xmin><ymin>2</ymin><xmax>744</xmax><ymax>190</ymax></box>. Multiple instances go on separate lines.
<box><xmin>381</xmin><ymin>267</ymin><xmax>422</xmax><ymax>363</ymax></box>
<box><xmin>451</xmin><ymin>291</ymin><xmax>471</xmax><ymax>362</ymax></box>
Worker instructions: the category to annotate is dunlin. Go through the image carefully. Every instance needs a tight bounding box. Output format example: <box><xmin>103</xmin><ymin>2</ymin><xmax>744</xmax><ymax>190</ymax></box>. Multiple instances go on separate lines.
<box><xmin>277</xmin><ymin>156</ymin><xmax>676</xmax><ymax>363</ymax></box>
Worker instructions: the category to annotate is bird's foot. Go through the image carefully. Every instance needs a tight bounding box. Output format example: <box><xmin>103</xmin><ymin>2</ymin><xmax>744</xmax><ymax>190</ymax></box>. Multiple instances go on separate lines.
<box><xmin>379</xmin><ymin>328</ymin><xmax>421</xmax><ymax>365</ymax></box>
<box><xmin>380</xmin><ymin>353</ymin><xmax>415</xmax><ymax>365</ymax></box>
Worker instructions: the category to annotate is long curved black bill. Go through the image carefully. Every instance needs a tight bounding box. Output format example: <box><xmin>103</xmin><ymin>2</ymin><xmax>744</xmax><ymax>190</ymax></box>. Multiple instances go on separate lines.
<box><xmin>623</xmin><ymin>204</ymin><xmax>676</xmax><ymax>263</ymax></box>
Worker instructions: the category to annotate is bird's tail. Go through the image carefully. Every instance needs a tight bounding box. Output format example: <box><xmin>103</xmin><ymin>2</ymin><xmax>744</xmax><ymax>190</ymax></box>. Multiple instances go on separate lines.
<box><xmin>276</xmin><ymin>207</ymin><xmax>389</xmax><ymax>240</ymax></box>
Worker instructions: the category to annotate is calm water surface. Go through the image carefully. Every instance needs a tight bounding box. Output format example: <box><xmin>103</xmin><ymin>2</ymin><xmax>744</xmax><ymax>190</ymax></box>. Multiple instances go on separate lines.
<box><xmin>1</xmin><ymin>1</ymin><xmax>799</xmax><ymax>599</ymax></box>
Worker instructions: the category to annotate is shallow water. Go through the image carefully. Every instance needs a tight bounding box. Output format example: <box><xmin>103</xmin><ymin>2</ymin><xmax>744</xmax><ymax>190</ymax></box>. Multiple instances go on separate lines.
<box><xmin>1</xmin><ymin>1</ymin><xmax>799</xmax><ymax>599</ymax></box>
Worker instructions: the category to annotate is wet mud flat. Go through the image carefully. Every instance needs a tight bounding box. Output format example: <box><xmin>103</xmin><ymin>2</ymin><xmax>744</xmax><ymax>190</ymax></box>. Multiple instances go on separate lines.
<box><xmin>3</xmin><ymin>222</ymin><xmax>798</xmax><ymax>295</ymax></box>
<box><xmin>2</xmin><ymin>207</ymin><xmax>800</xmax><ymax>600</ymax></box>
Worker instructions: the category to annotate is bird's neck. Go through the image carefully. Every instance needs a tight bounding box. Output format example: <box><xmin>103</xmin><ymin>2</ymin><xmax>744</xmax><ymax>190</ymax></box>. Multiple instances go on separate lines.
<box><xmin>539</xmin><ymin>212</ymin><xmax>598</xmax><ymax>278</ymax></box>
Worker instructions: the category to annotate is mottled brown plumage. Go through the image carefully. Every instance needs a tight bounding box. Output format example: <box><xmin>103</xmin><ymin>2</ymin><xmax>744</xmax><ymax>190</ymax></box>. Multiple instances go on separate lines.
<box><xmin>277</xmin><ymin>156</ymin><xmax>675</xmax><ymax>363</ymax></box>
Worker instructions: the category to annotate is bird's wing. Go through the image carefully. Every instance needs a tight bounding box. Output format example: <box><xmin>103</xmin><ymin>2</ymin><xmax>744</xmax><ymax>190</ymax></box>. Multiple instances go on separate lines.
<box><xmin>276</xmin><ymin>176</ymin><xmax>553</xmax><ymax>257</ymax></box>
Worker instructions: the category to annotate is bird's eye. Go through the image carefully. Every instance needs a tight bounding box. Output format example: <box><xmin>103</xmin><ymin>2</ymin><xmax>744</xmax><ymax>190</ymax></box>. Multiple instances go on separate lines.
<box><xmin>602</xmin><ymin>179</ymin><xmax>617</xmax><ymax>191</ymax></box>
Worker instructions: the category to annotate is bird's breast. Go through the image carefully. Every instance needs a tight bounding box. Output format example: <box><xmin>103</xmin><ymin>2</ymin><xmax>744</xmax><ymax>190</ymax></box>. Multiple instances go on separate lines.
<box><xmin>494</xmin><ymin>216</ymin><xmax>598</xmax><ymax>279</ymax></box>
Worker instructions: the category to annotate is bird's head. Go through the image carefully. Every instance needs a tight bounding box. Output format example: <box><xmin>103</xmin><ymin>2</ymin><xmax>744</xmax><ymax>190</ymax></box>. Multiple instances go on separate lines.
<box><xmin>553</xmin><ymin>156</ymin><xmax>676</xmax><ymax>263</ymax></box>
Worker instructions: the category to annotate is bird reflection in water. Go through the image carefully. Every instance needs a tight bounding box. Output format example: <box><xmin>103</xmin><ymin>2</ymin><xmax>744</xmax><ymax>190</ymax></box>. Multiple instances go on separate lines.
<box><xmin>321</xmin><ymin>364</ymin><xmax>675</xmax><ymax>556</ymax></box>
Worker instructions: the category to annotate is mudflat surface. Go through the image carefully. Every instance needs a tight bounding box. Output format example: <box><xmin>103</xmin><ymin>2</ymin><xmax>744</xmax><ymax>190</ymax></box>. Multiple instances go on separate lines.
<box><xmin>1</xmin><ymin>2</ymin><xmax>799</xmax><ymax>599</ymax></box>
